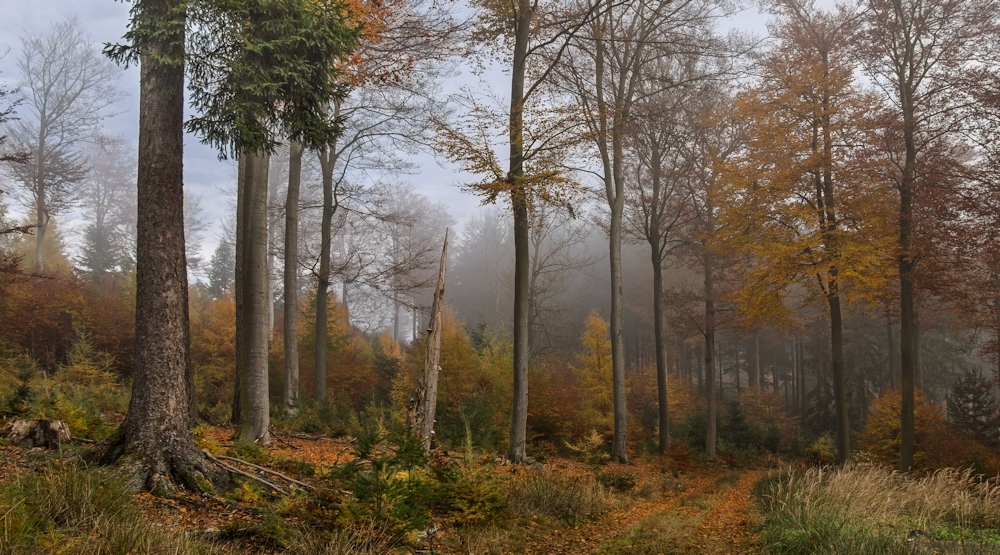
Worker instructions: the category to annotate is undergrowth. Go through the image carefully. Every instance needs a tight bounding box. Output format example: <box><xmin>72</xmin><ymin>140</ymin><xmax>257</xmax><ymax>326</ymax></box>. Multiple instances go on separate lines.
<box><xmin>756</xmin><ymin>464</ymin><xmax>1000</xmax><ymax>554</ymax></box>
<box><xmin>0</xmin><ymin>460</ymin><xmax>214</xmax><ymax>554</ymax></box>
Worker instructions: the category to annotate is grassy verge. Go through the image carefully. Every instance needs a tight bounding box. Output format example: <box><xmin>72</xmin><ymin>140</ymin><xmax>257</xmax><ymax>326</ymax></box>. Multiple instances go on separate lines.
<box><xmin>756</xmin><ymin>465</ymin><xmax>1000</xmax><ymax>554</ymax></box>
<box><xmin>0</xmin><ymin>460</ymin><xmax>214</xmax><ymax>554</ymax></box>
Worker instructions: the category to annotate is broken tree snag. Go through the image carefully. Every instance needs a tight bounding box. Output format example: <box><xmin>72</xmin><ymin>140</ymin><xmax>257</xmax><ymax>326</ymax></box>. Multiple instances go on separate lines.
<box><xmin>5</xmin><ymin>419</ymin><xmax>72</xmax><ymax>449</ymax></box>
<box><xmin>407</xmin><ymin>228</ymin><xmax>448</xmax><ymax>453</ymax></box>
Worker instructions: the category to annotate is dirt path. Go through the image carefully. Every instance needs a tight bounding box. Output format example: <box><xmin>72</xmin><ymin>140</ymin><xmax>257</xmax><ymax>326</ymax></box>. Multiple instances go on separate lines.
<box><xmin>521</xmin><ymin>468</ymin><xmax>766</xmax><ymax>555</ymax></box>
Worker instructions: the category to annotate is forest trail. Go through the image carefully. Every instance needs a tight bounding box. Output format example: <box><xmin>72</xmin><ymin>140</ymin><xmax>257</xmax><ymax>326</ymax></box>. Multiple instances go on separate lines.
<box><xmin>521</xmin><ymin>467</ymin><xmax>766</xmax><ymax>555</ymax></box>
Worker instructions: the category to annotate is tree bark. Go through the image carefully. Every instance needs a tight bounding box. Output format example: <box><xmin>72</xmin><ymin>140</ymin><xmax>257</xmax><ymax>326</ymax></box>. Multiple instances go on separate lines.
<box><xmin>283</xmin><ymin>140</ymin><xmax>303</xmax><ymax>415</ymax></box>
<box><xmin>235</xmin><ymin>149</ymin><xmax>270</xmax><ymax>445</ymax></box>
<box><xmin>98</xmin><ymin>0</ymin><xmax>225</xmax><ymax>490</ymax></box>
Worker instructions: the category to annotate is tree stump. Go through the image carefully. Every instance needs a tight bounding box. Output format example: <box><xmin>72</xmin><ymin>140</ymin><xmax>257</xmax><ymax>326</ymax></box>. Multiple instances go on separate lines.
<box><xmin>5</xmin><ymin>419</ymin><xmax>72</xmax><ymax>449</ymax></box>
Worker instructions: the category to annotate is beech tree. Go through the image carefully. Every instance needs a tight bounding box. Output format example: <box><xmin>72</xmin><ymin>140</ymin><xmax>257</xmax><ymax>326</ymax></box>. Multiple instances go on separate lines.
<box><xmin>719</xmin><ymin>0</ymin><xmax>893</xmax><ymax>463</ymax></box>
<box><xmin>857</xmin><ymin>0</ymin><xmax>1000</xmax><ymax>472</ymax></box>
<box><xmin>442</xmin><ymin>0</ymin><xmax>604</xmax><ymax>463</ymax></box>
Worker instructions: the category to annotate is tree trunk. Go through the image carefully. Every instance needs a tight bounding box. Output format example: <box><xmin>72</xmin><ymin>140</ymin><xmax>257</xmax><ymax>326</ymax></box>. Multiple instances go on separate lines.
<box><xmin>35</xmin><ymin>196</ymin><xmax>46</xmax><ymax>273</ymax></box>
<box><xmin>506</xmin><ymin>0</ymin><xmax>532</xmax><ymax>465</ymax></box>
<box><xmin>704</xmin><ymin>253</ymin><xmax>717</xmax><ymax>459</ymax></box>
<box><xmin>609</xmin><ymin>192</ymin><xmax>628</xmax><ymax>463</ymax></box>
<box><xmin>236</xmin><ymin>149</ymin><xmax>270</xmax><ymax>445</ymax></box>
<box><xmin>829</xmin><ymin>294</ymin><xmax>849</xmax><ymax>463</ymax></box>
<box><xmin>231</xmin><ymin>157</ymin><xmax>246</xmax><ymax>426</ymax></box>
<box><xmin>315</xmin><ymin>127</ymin><xmax>339</xmax><ymax>405</ymax></box>
<box><xmin>753</xmin><ymin>330</ymin><xmax>761</xmax><ymax>389</ymax></box>
<box><xmin>651</xmin><ymin>236</ymin><xmax>669</xmax><ymax>454</ymax></box>
<box><xmin>407</xmin><ymin>230</ymin><xmax>448</xmax><ymax>452</ymax></box>
<box><xmin>886</xmin><ymin>320</ymin><xmax>897</xmax><ymax>390</ymax></box>
<box><xmin>283</xmin><ymin>140</ymin><xmax>303</xmax><ymax>415</ymax></box>
<box><xmin>98</xmin><ymin>2</ymin><xmax>225</xmax><ymax>489</ymax></box>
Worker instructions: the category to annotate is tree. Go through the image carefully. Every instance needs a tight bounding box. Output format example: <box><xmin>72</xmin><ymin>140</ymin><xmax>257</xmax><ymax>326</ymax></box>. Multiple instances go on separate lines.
<box><xmin>185</xmin><ymin>0</ymin><xmax>361</xmax><ymax>443</ymax></box>
<box><xmin>623</xmin><ymin>65</ymin><xmax>696</xmax><ymax>454</ymax></box>
<box><xmin>76</xmin><ymin>135</ymin><xmax>137</xmax><ymax>280</ymax></box>
<box><xmin>6</xmin><ymin>19</ymin><xmax>122</xmax><ymax>273</ymax></box>
<box><xmin>283</xmin><ymin>140</ymin><xmax>303</xmax><ymax>414</ymax></box>
<box><xmin>557</xmin><ymin>0</ymin><xmax>732</xmax><ymax>462</ymax></box>
<box><xmin>947</xmin><ymin>367</ymin><xmax>1000</xmax><ymax>447</ymax></box>
<box><xmin>99</xmin><ymin>0</ymin><xmax>360</xmax><ymax>484</ymax></box>
<box><xmin>97</xmin><ymin>0</ymin><xmax>225</xmax><ymax>491</ymax></box>
<box><xmin>441</xmin><ymin>0</ymin><xmax>604</xmax><ymax>463</ymax></box>
<box><xmin>719</xmin><ymin>0</ymin><xmax>893</xmax><ymax>463</ymax></box>
<box><xmin>857</xmin><ymin>0</ymin><xmax>1000</xmax><ymax>472</ymax></box>
<box><xmin>207</xmin><ymin>240</ymin><xmax>236</xmax><ymax>298</ymax></box>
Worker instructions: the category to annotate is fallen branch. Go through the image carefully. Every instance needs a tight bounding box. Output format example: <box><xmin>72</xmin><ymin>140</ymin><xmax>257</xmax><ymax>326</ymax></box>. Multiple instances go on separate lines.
<box><xmin>203</xmin><ymin>450</ymin><xmax>289</xmax><ymax>495</ymax></box>
<box><xmin>214</xmin><ymin>454</ymin><xmax>314</xmax><ymax>490</ymax></box>
<box><xmin>287</xmin><ymin>432</ymin><xmax>329</xmax><ymax>441</ymax></box>
<box><xmin>268</xmin><ymin>428</ymin><xmax>300</xmax><ymax>451</ymax></box>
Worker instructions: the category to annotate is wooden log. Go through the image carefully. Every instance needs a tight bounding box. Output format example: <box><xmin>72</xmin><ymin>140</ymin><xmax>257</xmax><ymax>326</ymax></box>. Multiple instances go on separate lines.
<box><xmin>5</xmin><ymin>419</ymin><xmax>72</xmax><ymax>449</ymax></box>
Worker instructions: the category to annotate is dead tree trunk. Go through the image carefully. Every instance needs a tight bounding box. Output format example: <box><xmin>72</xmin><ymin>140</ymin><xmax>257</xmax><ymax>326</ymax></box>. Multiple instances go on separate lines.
<box><xmin>407</xmin><ymin>229</ymin><xmax>448</xmax><ymax>453</ymax></box>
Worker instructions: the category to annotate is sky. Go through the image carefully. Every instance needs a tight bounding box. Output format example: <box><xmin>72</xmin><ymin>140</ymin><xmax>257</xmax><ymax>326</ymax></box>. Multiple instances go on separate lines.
<box><xmin>0</xmin><ymin>0</ymin><xmax>772</xmax><ymax>263</ymax></box>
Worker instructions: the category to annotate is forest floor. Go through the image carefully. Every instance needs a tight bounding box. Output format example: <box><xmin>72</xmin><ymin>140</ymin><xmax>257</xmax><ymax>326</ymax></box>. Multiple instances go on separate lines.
<box><xmin>0</xmin><ymin>425</ymin><xmax>769</xmax><ymax>554</ymax></box>
<box><xmin>518</xmin><ymin>466</ymin><xmax>765</xmax><ymax>554</ymax></box>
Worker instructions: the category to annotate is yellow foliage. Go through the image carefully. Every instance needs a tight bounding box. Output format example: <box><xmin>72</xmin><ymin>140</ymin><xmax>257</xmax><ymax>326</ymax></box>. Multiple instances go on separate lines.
<box><xmin>572</xmin><ymin>312</ymin><xmax>614</xmax><ymax>436</ymax></box>
<box><xmin>859</xmin><ymin>388</ymin><xmax>944</xmax><ymax>470</ymax></box>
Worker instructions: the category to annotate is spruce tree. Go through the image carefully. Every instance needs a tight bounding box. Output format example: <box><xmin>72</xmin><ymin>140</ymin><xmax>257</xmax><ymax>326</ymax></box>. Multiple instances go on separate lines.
<box><xmin>947</xmin><ymin>367</ymin><xmax>1000</xmax><ymax>447</ymax></box>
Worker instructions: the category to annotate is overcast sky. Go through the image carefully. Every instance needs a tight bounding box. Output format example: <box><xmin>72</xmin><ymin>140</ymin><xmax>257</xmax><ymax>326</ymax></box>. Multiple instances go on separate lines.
<box><xmin>0</xmin><ymin>0</ymin><xmax>771</xmax><ymax>263</ymax></box>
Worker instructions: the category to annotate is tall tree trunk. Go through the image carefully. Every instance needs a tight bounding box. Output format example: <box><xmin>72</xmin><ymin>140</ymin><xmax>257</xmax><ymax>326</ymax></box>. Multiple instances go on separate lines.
<box><xmin>236</xmin><ymin>149</ymin><xmax>270</xmax><ymax>445</ymax></box>
<box><xmin>99</xmin><ymin>0</ymin><xmax>224</xmax><ymax>490</ymax></box>
<box><xmin>35</xmin><ymin>196</ymin><xmax>46</xmax><ymax>272</ymax></box>
<box><xmin>232</xmin><ymin>158</ymin><xmax>245</xmax><ymax>425</ymax></box>
<box><xmin>283</xmin><ymin>140</ymin><xmax>303</xmax><ymax>415</ymax></box>
<box><xmin>886</xmin><ymin>320</ymin><xmax>897</xmax><ymax>390</ymax></box>
<box><xmin>506</xmin><ymin>0</ymin><xmax>532</xmax><ymax>465</ymax></box>
<box><xmin>829</xmin><ymin>294</ymin><xmax>849</xmax><ymax>463</ymax></box>
<box><xmin>704</xmin><ymin>251</ymin><xmax>717</xmax><ymax>458</ymax></box>
<box><xmin>609</xmin><ymin>191</ymin><xmax>628</xmax><ymax>462</ymax></box>
<box><xmin>315</xmin><ymin>119</ymin><xmax>339</xmax><ymax>405</ymax></box>
<box><xmin>651</xmin><ymin>233</ymin><xmax>669</xmax><ymax>453</ymax></box>
<box><xmin>407</xmin><ymin>230</ymin><xmax>448</xmax><ymax>452</ymax></box>
<box><xmin>753</xmin><ymin>330</ymin><xmax>761</xmax><ymax>389</ymax></box>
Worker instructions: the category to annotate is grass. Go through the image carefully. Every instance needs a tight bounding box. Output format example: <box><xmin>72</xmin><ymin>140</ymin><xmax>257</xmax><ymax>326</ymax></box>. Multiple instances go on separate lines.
<box><xmin>0</xmin><ymin>460</ymin><xmax>215</xmax><ymax>554</ymax></box>
<box><xmin>756</xmin><ymin>464</ymin><xmax>1000</xmax><ymax>554</ymax></box>
<box><xmin>507</xmin><ymin>470</ymin><xmax>611</xmax><ymax>523</ymax></box>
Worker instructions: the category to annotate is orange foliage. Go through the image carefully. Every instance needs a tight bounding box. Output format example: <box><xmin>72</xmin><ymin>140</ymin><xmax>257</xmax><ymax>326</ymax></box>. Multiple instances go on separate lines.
<box><xmin>860</xmin><ymin>388</ymin><xmax>1000</xmax><ymax>474</ymax></box>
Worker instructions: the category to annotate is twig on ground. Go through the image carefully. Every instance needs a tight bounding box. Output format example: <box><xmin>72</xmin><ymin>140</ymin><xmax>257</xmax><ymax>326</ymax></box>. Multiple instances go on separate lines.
<box><xmin>203</xmin><ymin>450</ymin><xmax>289</xmax><ymax>495</ymax></box>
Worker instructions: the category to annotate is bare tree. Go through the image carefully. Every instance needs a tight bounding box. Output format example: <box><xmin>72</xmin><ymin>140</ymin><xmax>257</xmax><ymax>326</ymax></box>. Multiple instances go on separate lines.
<box><xmin>6</xmin><ymin>19</ymin><xmax>122</xmax><ymax>272</ymax></box>
<box><xmin>556</xmin><ymin>0</ymin><xmax>730</xmax><ymax>462</ymax></box>
<box><xmin>622</xmin><ymin>69</ymin><xmax>696</xmax><ymax>454</ymax></box>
